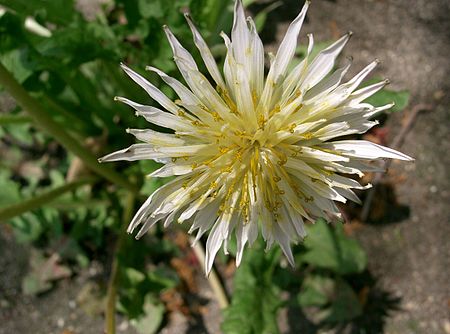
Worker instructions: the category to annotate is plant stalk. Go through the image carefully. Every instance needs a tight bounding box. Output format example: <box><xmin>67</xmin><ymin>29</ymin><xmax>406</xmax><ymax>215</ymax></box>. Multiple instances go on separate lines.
<box><xmin>0</xmin><ymin>114</ymin><xmax>32</xmax><ymax>125</ymax></box>
<box><xmin>0</xmin><ymin>62</ymin><xmax>138</xmax><ymax>193</ymax></box>
<box><xmin>105</xmin><ymin>192</ymin><xmax>135</xmax><ymax>334</ymax></box>
<box><xmin>0</xmin><ymin>176</ymin><xmax>98</xmax><ymax>222</ymax></box>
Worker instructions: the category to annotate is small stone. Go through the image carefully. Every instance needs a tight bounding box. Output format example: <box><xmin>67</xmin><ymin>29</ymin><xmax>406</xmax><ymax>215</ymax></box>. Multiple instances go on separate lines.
<box><xmin>118</xmin><ymin>320</ymin><xmax>129</xmax><ymax>331</ymax></box>
<box><xmin>68</xmin><ymin>300</ymin><xmax>76</xmax><ymax>309</ymax></box>
<box><xmin>443</xmin><ymin>319</ymin><xmax>450</xmax><ymax>334</ymax></box>
<box><xmin>57</xmin><ymin>318</ymin><xmax>65</xmax><ymax>328</ymax></box>
<box><xmin>0</xmin><ymin>299</ymin><xmax>10</xmax><ymax>308</ymax></box>
<box><xmin>430</xmin><ymin>185</ymin><xmax>437</xmax><ymax>193</ymax></box>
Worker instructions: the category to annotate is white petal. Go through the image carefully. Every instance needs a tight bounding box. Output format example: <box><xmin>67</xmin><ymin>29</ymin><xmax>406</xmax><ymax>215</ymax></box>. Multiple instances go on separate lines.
<box><xmin>231</xmin><ymin>0</ymin><xmax>251</xmax><ymax>73</ymax></box>
<box><xmin>190</xmin><ymin>199</ymin><xmax>221</xmax><ymax>242</ymax></box>
<box><xmin>247</xmin><ymin>17</ymin><xmax>264</xmax><ymax>97</ymax></box>
<box><xmin>184</xmin><ymin>13</ymin><xmax>226</xmax><ymax>89</ymax></box>
<box><xmin>320</xmin><ymin>140</ymin><xmax>414</xmax><ymax>161</ymax></box>
<box><xmin>126</xmin><ymin>128</ymin><xmax>185</xmax><ymax>146</ymax></box>
<box><xmin>273</xmin><ymin>222</ymin><xmax>295</xmax><ymax>267</ymax></box>
<box><xmin>348</xmin><ymin>79</ymin><xmax>389</xmax><ymax>105</ymax></box>
<box><xmin>98</xmin><ymin>143</ymin><xmax>211</xmax><ymax>162</ymax></box>
<box><xmin>148</xmin><ymin>163</ymin><xmax>195</xmax><ymax>178</ymax></box>
<box><xmin>163</xmin><ymin>25</ymin><xmax>198</xmax><ymax>71</ymax></box>
<box><xmin>120</xmin><ymin>63</ymin><xmax>179</xmax><ymax>114</ymax></box>
<box><xmin>303</xmin><ymin>58</ymin><xmax>352</xmax><ymax>102</ymax></box>
<box><xmin>269</xmin><ymin>1</ymin><xmax>309</xmax><ymax>82</ymax></box>
<box><xmin>205</xmin><ymin>216</ymin><xmax>227</xmax><ymax>275</ymax></box>
<box><xmin>128</xmin><ymin>176</ymin><xmax>190</xmax><ymax>234</ymax></box>
<box><xmin>335</xmin><ymin>187</ymin><xmax>362</xmax><ymax>204</ymax></box>
<box><xmin>300</xmin><ymin>32</ymin><xmax>351</xmax><ymax>91</ymax></box>
<box><xmin>115</xmin><ymin>96</ymin><xmax>194</xmax><ymax>131</ymax></box>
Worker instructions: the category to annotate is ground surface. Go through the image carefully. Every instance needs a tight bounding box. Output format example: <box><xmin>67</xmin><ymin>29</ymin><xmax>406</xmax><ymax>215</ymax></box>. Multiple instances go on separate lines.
<box><xmin>1</xmin><ymin>0</ymin><xmax>449</xmax><ymax>333</ymax></box>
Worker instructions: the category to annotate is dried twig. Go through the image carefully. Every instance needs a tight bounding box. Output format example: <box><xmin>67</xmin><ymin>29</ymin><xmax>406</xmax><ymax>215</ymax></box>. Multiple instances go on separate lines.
<box><xmin>189</xmin><ymin>236</ymin><xmax>229</xmax><ymax>309</ymax></box>
<box><xmin>360</xmin><ymin>104</ymin><xmax>432</xmax><ymax>222</ymax></box>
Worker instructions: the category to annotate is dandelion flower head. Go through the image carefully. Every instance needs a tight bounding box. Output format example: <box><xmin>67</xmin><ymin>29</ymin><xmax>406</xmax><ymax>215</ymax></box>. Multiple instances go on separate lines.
<box><xmin>100</xmin><ymin>0</ymin><xmax>413</xmax><ymax>274</ymax></box>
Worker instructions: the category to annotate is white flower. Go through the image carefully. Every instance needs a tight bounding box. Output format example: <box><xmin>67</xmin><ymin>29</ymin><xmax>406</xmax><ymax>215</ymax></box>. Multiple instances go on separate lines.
<box><xmin>100</xmin><ymin>0</ymin><xmax>413</xmax><ymax>274</ymax></box>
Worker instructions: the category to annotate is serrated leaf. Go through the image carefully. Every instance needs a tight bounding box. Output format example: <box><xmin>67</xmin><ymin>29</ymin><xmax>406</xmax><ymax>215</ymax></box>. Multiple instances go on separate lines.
<box><xmin>124</xmin><ymin>267</ymin><xmax>146</xmax><ymax>285</ymax></box>
<box><xmin>222</xmin><ymin>240</ymin><xmax>282</xmax><ymax>334</ymax></box>
<box><xmin>298</xmin><ymin>276</ymin><xmax>362</xmax><ymax>323</ymax></box>
<box><xmin>0</xmin><ymin>49</ymin><xmax>33</xmax><ymax>83</ymax></box>
<box><xmin>147</xmin><ymin>266</ymin><xmax>180</xmax><ymax>291</ymax></box>
<box><xmin>0</xmin><ymin>171</ymin><xmax>21</xmax><ymax>206</ymax></box>
<box><xmin>298</xmin><ymin>275</ymin><xmax>334</xmax><ymax>307</ymax></box>
<box><xmin>131</xmin><ymin>295</ymin><xmax>165</xmax><ymax>334</ymax></box>
<box><xmin>22</xmin><ymin>250</ymin><xmax>71</xmax><ymax>295</ymax></box>
<box><xmin>301</xmin><ymin>220</ymin><xmax>367</xmax><ymax>275</ymax></box>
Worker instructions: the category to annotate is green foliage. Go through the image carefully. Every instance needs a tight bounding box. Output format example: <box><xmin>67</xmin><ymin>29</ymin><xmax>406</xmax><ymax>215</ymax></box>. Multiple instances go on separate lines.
<box><xmin>0</xmin><ymin>0</ymin><xmax>75</xmax><ymax>26</ymax></box>
<box><xmin>222</xmin><ymin>240</ymin><xmax>283</xmax><ymax>334</ymax></box>
<box><xmin>366</xmin><ymin>88</ymin><xmax>410</xmax><ymax>113</ymax></box>
<box><xmin>131</xmin><ymin>295</ymin><xmax>165</xmax><ymax>334</ymax></box>
<box><xmin>298</xmin><ymin>276</ymin><xmax>362</xmax><ymax>323</ymax></box>
<box><xmin>294</xmin><ymin>220</ymin><xmax>367</xmax><ymax>324</ymax></box>
<box><xmin>363</xmin><ymin>78</ymin><xmax>410</xmax><ymax>112</ymax></box>
<box><xmin>301</xmin><ymin>219</ymin><xmax>367</xmax><ymax>275</ymax></box>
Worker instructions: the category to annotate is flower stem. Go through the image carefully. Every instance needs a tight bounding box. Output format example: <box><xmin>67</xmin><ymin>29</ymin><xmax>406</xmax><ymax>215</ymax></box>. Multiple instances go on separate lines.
<box><xmin>189</xmin><ymin>236</ymin><xmax>229</xmax><ymax>309</ymax></box>
<box><xmin>0</xmin><ymin>114</ymin><xmax>32</xmax><ymax>125</ymax></box>
<box><xmin>0</xmin><ymin>176</ymin><xmax>98</xmax><ymax>222</ymax></box>
<box><xmin>105</xmin><ymin>192</ymin><xmax>135</xmax><ymax>334</ymax></box>
<box><xmin>0</xmin><ymin>62</ymin><xmax>138</xmax><ymax>193</ymax></box>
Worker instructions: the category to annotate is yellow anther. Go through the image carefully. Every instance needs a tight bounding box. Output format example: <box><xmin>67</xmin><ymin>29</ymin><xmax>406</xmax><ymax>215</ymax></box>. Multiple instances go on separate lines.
<box><xmin>251</xmin><ymin>90</ymin><xmax>258</xmax><ymax>105</ymax></box>
<box><xmin>277</xmin><ymin>158</ymin><xmax>287</xmax><ymax>166</ymax></box>
<box><xmin>270</xmin><ymin>105</ymin><xmax>281</xmax><ymax>116</ymax></box>
<box><xmin>301</xmin><ymin>132</ymin><xmax>314</xmax><ymax>139</ymax></box>
<box><xmin>304</xmin><ymin>196</ymin><xmax>314</xmax><ymax>203</ymax></box>
<box><xmin>212</xmin><ymin>112</ymin><xmax>223</xmax><ymax>122</ymax></box>
<box><xmin>257</xmin><ymin>114</ymin><xmax>266</xmax><ymax>129</ymax></box>
<box><xmin>289</xmin><ymin>123</ymin><xmax>297</xmax><ymax>134</ymax></box>
<box><xmin>219</xmin><ymin>146</ymin><xmax>229</xmax><ymax>154</ymax></box>
<box><xmin>294</xmin><ymin>103</ymin><xmax>304</xmax><ymax>113</ymax></box>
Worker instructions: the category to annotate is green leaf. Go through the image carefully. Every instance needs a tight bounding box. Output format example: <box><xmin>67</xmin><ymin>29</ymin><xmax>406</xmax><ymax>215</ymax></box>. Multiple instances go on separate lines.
<box><xmin>0</xmin><ymin>171</ymin><xmax>21</xmax><ymax>206</ymax></box>
<box><xmin>298</xmin><ymin>275</ymin><xmax>362</xmax><ymax>323</ymax></box>
<box><xmin>124</xmin><ymin>267</ymin><xmax>146</xmax><ymax>286</ymax></box>
<box><xmin>0</xmin><ymin>12</ymin><xmax>26</xmax><ymax>52</ymax></box>
<box><xmin>147</xmin><ymin>266</ymin><xmax>179</xmax><ymax>291</ymax></box>
<box><xmin>222</xmin><ymin>240</ymin><xmax>282</xmax><ymax>334</ymax></box>
<box><xmin>300</xmin><ymin>220</ymin><xmax>367</xmax><ymax>275</ymax></box>
<box><xmin>298</xmin><ymin>275</ymin><xmax>334</xmax><ymax>307</ymax></box>
<box><xmin>0</xmin><ymin>49</ymin><xmax>33</xmax><ymax>83</ymax></box>
<box><xmin>138</xmin><ymin>0</ymin><xmax>164</xmax><ymax>19</ymax></box>
<box><xmin>131</xmin><ymin>295</ymin><xmax>165</xmax><ymax>334</ymax></box>
<box><xmin>361</xmin><ymin>77</ymin><xmax>410</xmax><ymax>112</ymax></box>
<box><xmin>0</xmin><ymin>0</ymin><xmax>75</xmax><ymax>26</ymax></box>
<box><xmin>319</xmin><ymin>279</ymin><xmax>362</xmax><ymax>323</ymax></box>
<box><xmin>365</xmin><ymin>89</ymin><xmax>410</xmax><ymax>113</ymax></box>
